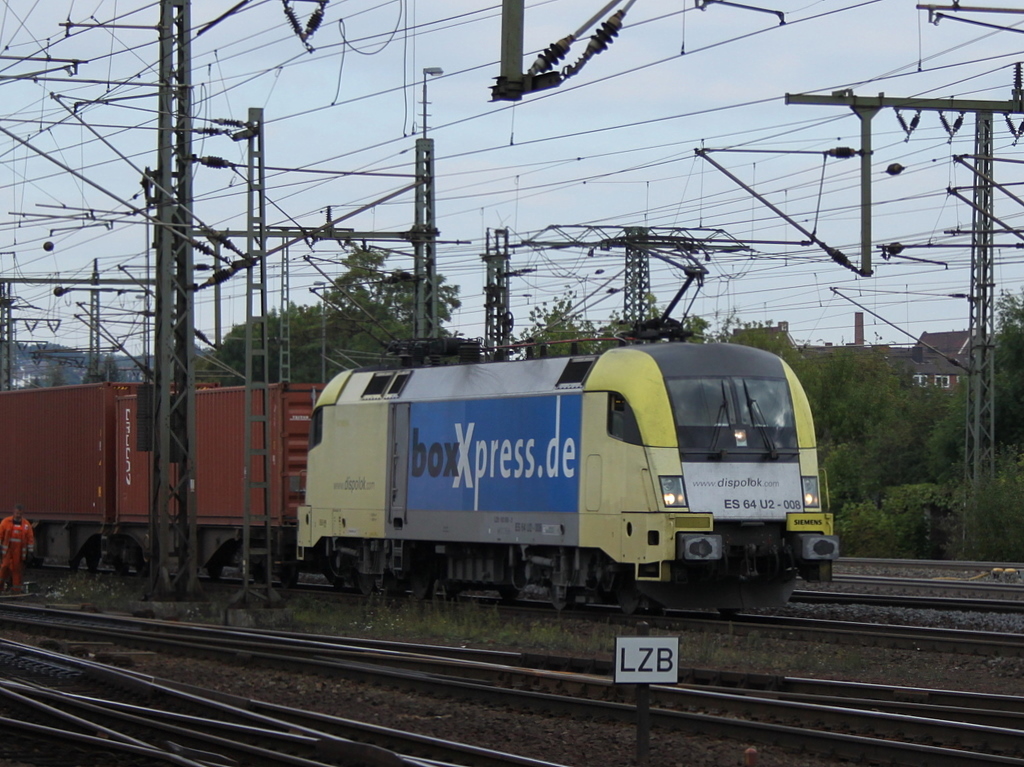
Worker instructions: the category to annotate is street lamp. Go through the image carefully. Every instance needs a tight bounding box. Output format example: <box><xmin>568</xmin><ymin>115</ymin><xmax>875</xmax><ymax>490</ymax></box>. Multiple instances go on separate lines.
<box><xmin>421</xmin><ymin>67</ymin><xmax>443</xmax><ymax>139</ymax></box>
<box><xmin>312</xmin><ymin>282</ymin><xmax>326</xmax><ymax>383</ymax></box>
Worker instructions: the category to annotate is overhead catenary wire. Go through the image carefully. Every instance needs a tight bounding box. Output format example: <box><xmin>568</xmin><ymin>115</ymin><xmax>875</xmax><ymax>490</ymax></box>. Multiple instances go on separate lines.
<box><xmin>0</xmin><ymin>0</ymin><xmax>1017</xmax><ymax>358</ymax></box>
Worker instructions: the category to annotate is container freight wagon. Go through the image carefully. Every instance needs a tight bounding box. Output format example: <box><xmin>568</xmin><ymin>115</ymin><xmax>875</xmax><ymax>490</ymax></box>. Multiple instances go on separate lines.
<box><xmin>0</xmin><ymin>383</ymin><xmax>139</xmax><ymax>571</ymax></box>
<box><xmin>299</xmin><ymin>342</ymin><xmax>838</xmax><ymax>611</ymax></box>
<box><xmin>115</xmin><ymin>383</ymin><xmax>322</xmax><ymax>578</ymax></box>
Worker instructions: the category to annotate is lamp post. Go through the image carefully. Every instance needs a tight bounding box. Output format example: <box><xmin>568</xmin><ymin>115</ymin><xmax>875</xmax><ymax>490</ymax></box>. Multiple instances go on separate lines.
<box><xmin>421</xmin><ymin>67</ymin><xmax>443</xmax><ymax>139</ymax></box>
<box><xmin>312</xmin><ymin>281</ymin><xmax>326</xmax><ymax>383</ymax></box>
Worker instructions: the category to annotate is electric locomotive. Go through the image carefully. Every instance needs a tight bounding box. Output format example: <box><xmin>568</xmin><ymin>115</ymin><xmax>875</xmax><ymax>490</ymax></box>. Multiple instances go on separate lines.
<box><xmin>298</xmin><ymin>341</ymin><xmax>837</xmax><ymax>611</ymax></box>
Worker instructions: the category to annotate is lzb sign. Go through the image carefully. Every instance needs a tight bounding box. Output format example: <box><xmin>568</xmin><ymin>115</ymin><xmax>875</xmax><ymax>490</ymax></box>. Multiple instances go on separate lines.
<box><xmin>614</xmin><ymin>636</ymin><xmax>679</xmax><ymax>684</ymax></box>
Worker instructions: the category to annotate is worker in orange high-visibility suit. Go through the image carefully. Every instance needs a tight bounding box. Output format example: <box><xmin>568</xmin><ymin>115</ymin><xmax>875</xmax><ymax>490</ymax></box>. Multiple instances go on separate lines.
<box><xmin>0</xmin><ymin>504</ymin><xmax>35</xmax><ymax>593</ymax></box>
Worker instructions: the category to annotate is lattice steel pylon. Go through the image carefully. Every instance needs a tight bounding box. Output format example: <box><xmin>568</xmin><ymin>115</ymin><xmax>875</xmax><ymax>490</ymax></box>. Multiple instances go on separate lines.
<box><xmin>483</xmin><ymin>227</ymin><xmax>511</xmax><ymax>357</ymax></box>
<box><xmin>623</xmin><ymin>226</ymin><xmax>651</xmax><ymax>325</ymax></box>
<box><xmin>279</xmin><ymin>246</ymin><xmax>291</xmax><ymax>384</ymax></box>
<box><xmin>149</xmin><ymin>0</ymin><xmax>200</xmax><ymax>600</ymax></box>
<box><xmin>232</xmin><ymin>107</ymin><xmax>279</xmax><ymax>607</ymax></box>
<box><xmin>413</xmin><ymin>137</ymin><xmax>438</xmax><ymax>338</ymax></box>
<box><xmin>965</xmin><ymin>112</ymin><xmax>996</xmax><ymax>483</ymax></box>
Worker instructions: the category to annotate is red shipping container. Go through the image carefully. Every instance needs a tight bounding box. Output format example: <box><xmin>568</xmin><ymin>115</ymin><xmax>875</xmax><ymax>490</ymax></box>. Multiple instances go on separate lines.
<box><xmin>0</xmin><ymin>383</ymin><xmax>138</xmax><ymax>523</ymax></box>
<box><xmin>116</xmin><ymin>383</ymin><xmax>321</xmax><ymax>527</ymax></box>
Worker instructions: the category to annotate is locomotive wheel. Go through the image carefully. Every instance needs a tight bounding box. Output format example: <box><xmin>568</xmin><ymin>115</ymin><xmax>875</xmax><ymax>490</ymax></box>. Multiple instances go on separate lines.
<box><xmin>549</xmin><ymin>585</ymin><xmax>570</xmax><ymax>611</ymax></box>
<box><xmin>318</xmin><ymin>549</ymin><xmax>345</xmax><ymax>589</ymax></box>
<box><xmin>616</xmin><ymin>583</ymin><xmax>644</xmax><ymax>615</ymax></box>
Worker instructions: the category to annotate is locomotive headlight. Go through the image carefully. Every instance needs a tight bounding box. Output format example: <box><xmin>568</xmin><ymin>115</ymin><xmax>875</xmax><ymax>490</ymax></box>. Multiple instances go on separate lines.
<box><xmin>733</xmin><ymin>429</ymin><xmax>747</xmax><ymax>447</ymax></box>
<box><xmin>802</xmin><ymin>476</ymin><xmax>820</xmax><ymax>508</ymax></box>
<box><xmin>659</xmin><ymin>476</ymin><xmax>687</xmax><ymax>508</ymax></box>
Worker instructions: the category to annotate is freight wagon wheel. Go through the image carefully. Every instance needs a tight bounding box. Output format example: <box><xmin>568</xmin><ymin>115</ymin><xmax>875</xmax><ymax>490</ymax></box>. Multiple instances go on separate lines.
<box><xmin>497</xmin><ymin>585</ymin><xmax>519</xmax><ymax>604</ymax></box>
<box><xmin>410</xmin><ymin>569</ymin><xmax>436</xmax><ymax>601</ymax></box>
<box><xmin>357</xmin><ymin>572</ymin><xmax>377</xmax><ymax>595</ymax></box>
<box><xmin>434</xmin><ymin>580</ymin><xmax>463</xmax><ymax>601</ymax></box>
<box><xmin>279</xmin><ymin>564</ymin><xmax>299</xmax><ymax>589</ymax></box>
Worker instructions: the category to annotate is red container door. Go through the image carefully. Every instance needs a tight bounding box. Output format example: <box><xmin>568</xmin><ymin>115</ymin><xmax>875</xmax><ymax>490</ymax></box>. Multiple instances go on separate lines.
<box><xmin>115</xmin><ymin>395</ymin><xmax>151</xmax><ymax>525</ymax></box>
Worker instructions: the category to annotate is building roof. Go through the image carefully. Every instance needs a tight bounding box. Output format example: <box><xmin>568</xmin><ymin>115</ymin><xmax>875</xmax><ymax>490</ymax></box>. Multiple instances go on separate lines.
<box><xmin>917</xmin><ymin>330</ymin><xmax>970</xmax><ymax>363</ymax></box>
<box><xmin>887</xmin><ymin>345</ymin><xmax>966</xmax><ymax>378</ymax></box>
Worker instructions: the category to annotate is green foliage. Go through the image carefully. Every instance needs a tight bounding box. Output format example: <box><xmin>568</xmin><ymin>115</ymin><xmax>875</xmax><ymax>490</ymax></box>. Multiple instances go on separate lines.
<box><xmin>513</xmin><ymin>293</ymin><xmax>622</xmax><ymax>356</ymax></box>
<box><xmin>793</xmin><ymin>348</ymin><xmax>952</xmax><ymax>507</ymax></box>
<box><xmin>513</xmin><ymin>290</ymin><xmax>710</xmax><ymax>357</ymax></box>
<box><xmin>289</xmin><ymin>594</ymin><xmax>619</xmax><ymax>654</ymax></box>
<box><xmin>720</xmin><ymin>318</ymin><xmax>800</xmax><ymax>365</ymax></box>
<box><xmin>836</xmin><ymin>484</ymin><xmax>946</xmax><ymax>557</ymax></box>
<box><xmin>197</xmin><ymin>248</ymin><xmax>461</xmax><ymax>384</ymax></box>
<box><xmin>924</xmin><ymin>383</ymin><xmax>967</xmax><ymax>483</ymax></box>
<box><xmin>723</xmin><ymin>328</ymin><xmax>961</xmax><ymax>556</ymax></box>
<box><xmin>995</xmin><ymin>289</ymin><xmax>1024</xmax><ymax>448</ymax></box>
<box><xmin>944</xmin><ymin>452</ymin><xmax>1024</xmax><ymax>560</ymax></box>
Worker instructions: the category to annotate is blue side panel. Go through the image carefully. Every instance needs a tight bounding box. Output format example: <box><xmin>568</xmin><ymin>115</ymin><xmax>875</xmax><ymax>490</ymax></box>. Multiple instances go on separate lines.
<box><xmin>408</xmin><ymin>394</ymin><xmax>581</xmax><ymax>513</ymax></box>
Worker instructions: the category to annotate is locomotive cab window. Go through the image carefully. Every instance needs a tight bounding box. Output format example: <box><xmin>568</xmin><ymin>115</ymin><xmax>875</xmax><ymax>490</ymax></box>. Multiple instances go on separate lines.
<box><xmin>666</xmin><ymin>376</ymin><xmax>797</xmax><ymax>454</ymax></box>
<box><xmin>608</xmin><ymin>393</ymin><xmax>642</xmax><ymax>445</ymax></box>
<box><xmin>309</xmin><ymin>407</ymin><xmax>324</xmax><ymax>449</ymax></box>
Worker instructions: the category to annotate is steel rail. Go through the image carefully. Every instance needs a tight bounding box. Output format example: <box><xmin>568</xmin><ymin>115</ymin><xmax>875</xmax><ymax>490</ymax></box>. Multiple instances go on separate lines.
<box><xmin>793</xmin><ymin>589</ymin><xmax>1024</xmax><ymax>612</ymax></box>
<box><xmin>0</xmin><ymin>637</ymin><xmax>569</xmax><ymax>767</ymax></box>
<box><xmin>6</xmin><ymin>610</ymin><xmax>1024</xmax><ymax>765</ymax></box>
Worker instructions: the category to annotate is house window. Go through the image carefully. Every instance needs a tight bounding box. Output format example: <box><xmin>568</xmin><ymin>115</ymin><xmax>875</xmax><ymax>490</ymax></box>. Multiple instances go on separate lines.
<box><xmin>913</xmin><ymin>374</ymin><xmax>928</xmax><ymax>386</ymax></box>
<box><xmin>935</xmin><ymin>375</ymin><xmax>951</xmax><ymax>388</ymax></box>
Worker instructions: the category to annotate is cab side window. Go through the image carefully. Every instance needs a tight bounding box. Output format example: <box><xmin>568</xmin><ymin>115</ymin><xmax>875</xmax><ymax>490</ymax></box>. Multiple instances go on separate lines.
<box><xmin>309</xmin><ymin>407</ymin><xmax>324</xmax><ymax>449</ymax></box>
<box><xmin>608</xmin><ymin>393</ymin><xmax>642</xmax><ymax>445</ymax></box>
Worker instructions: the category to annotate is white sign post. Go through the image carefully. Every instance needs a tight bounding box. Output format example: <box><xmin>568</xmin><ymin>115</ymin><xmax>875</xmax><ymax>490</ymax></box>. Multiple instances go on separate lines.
<box><xmin>615</xmin><ymin>624</ymin><xmax>679</xmax><ymax>766</ymax></box>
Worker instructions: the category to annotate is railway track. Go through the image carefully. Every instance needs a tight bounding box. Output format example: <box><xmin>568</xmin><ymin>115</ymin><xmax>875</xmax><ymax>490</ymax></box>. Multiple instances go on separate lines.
<box><xmin>4</xmin><ymin>603</ymin><xmax>1024</xmax><ymax>765</ymax></box>
<box><xmin>0</xmin><ymin>635</ymin><xmax>568</xmax><ymax>767</ymax></box>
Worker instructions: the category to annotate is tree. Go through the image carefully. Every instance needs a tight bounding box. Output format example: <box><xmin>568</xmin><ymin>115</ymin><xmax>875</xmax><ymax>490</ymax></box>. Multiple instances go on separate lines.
<box><xmin>512</xmin><ymin>294</ymin><xmax>620</xmax><ymax>356</ymax></box>
<box><xmin>196</xmin><ymin>248</ymin><xmax>461</xmax><ymax>384</ymax></box>
<box><xmin>101</xmin><ymin>355</ymin><xmax>121</xmax><ymax>382</ymax></box>
<box><xmin>512</xmin><ymin>290</ymin><xmax>709</xmax><ymax>357</ymax></box>
<box><xmin>995</xmin><ymin>288</ymin><xmax>1024</xmax><ymax>449</ymax></box>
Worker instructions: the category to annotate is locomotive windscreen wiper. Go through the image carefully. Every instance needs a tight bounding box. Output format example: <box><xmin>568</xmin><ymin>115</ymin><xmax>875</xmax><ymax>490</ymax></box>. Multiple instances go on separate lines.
<box><xmin>743</xmin><ymin>380</ymin><xmax>778</xmax><ymax>460</ymax></box>
<box><xmin>707</xmin><ymin>380</ymin><xmax>731</xmax><ymax>460</ymax></box>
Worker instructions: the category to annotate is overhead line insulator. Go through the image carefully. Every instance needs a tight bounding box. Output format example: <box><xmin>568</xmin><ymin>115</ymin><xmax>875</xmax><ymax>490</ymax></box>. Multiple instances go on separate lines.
<box><xmin>563</xmin><ymin>9</ymin><xmax>625</xmax><ymax>79</ymax></box>
<box><xmin>528</xmin><ymin>35</ymin><xmax>575</xmax><ymax>76</ymax></box>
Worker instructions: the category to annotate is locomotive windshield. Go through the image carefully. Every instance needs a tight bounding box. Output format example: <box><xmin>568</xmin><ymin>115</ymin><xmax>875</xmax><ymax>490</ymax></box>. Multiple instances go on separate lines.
<box><xmin>666</xmin><ymin>376</ymin><xmax>797</xmax><ymax>455</ymax></box>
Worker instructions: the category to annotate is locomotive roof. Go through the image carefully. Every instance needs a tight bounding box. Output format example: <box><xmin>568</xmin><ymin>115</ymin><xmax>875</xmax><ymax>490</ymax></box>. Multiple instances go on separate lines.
<box><xmin>336</xmin><ymin>342</ymin><xmax>788</xmax><ymax>404</ymax></box>
<box><xmin>387</xmin><ymin>354</ymin><xmax>579</xmax><ymax>400</ymax></box>
<box><xmin>638</xmin><ymin>341</ymin><xmax>787</xmax><ymax>379</ymax></box>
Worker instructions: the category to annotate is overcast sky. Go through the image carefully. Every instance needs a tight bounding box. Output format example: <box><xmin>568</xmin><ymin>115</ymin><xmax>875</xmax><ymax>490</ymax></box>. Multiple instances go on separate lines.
<box><xmin>2</xmin><ymin>0</ymin><xmax>1023</xmax><ymax>364</ymax></box>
